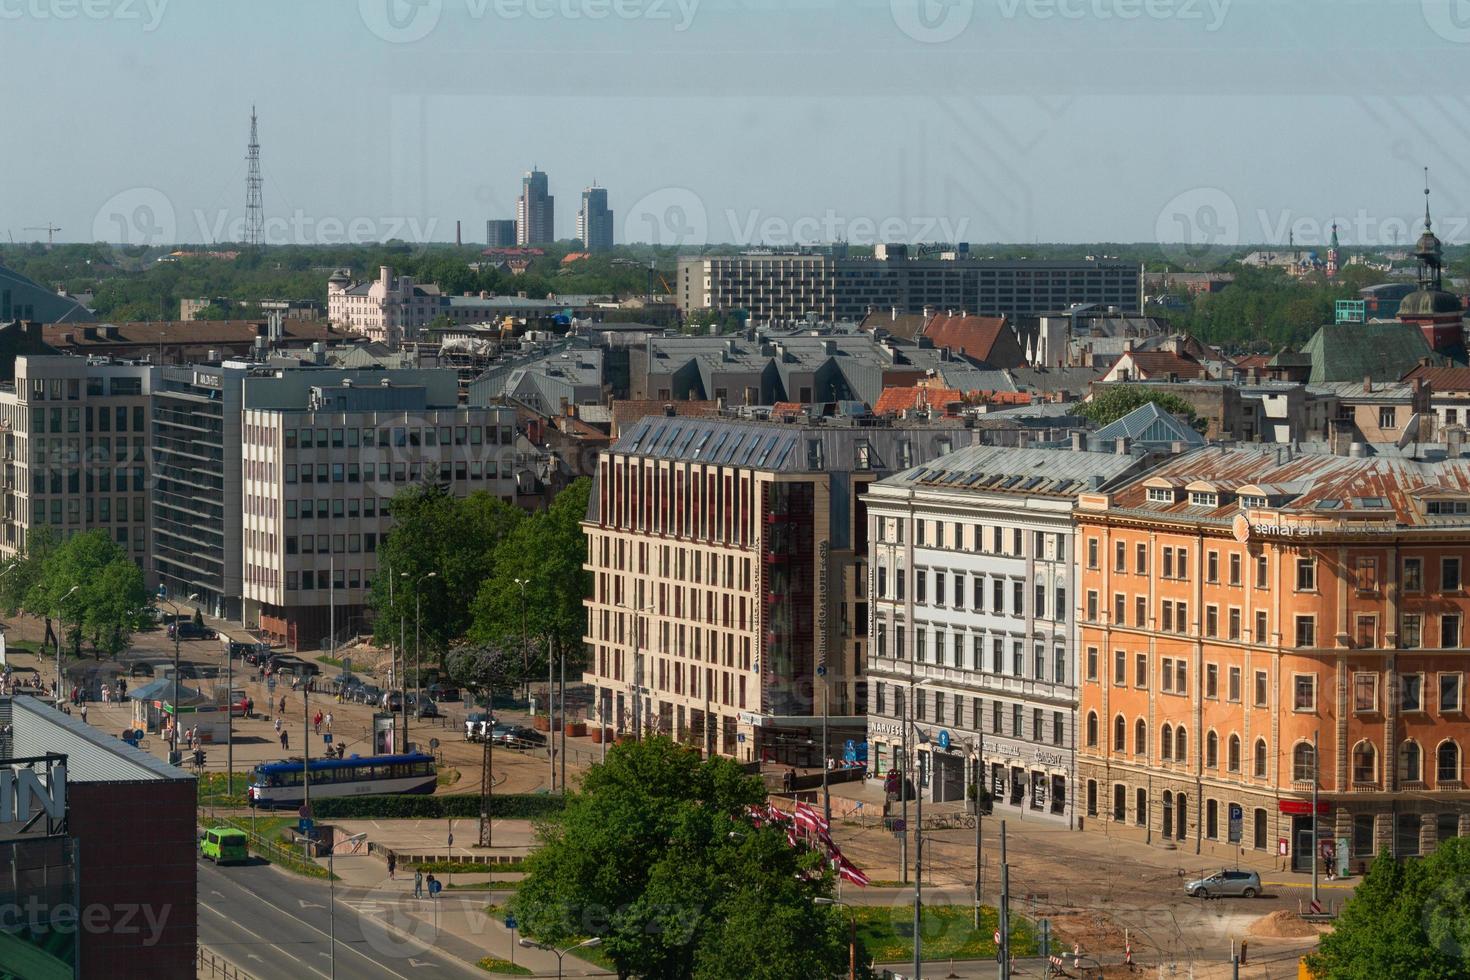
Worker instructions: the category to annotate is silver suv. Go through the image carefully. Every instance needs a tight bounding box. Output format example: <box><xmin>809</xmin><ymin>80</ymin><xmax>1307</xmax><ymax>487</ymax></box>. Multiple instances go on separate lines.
<box><xmin>1185</xmin><ymin>869</ymin><xmax>1261</xmax><ymax>898</ymax></box>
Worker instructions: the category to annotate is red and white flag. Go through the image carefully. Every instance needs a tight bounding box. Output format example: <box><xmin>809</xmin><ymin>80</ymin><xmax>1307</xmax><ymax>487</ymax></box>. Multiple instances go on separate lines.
<box><xmin>837</xmin><ymin>856</ymin><xmax>870</xmax><ymax>887</ymax></box>
<box><xmin>794</xmin><ymin>802</ymin><xmax>819</xmax><ymax>833</ymax></box>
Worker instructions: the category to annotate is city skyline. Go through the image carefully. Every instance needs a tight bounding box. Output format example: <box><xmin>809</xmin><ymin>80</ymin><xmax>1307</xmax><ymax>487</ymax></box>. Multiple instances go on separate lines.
<box><xmin>5</xmin><ymin>1</ymin><xmax>1470</xmax><ymax>247</ymax></box>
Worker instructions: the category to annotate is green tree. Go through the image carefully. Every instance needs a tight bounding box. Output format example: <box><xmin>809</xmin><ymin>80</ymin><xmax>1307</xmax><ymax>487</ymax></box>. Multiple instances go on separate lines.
<box><xmin>1308</xmin><ymin>840</ymin><xmax>1470</xmax><ymax>979</ymax></box>
<box><xmin>0</xmin><ymin>529</ymin><xmax>56</xmax><ymax>617</ymax></box>
<box><xmin>1077</xmin><ymin>385</ymin><xmax>1208</xmax><ymax>433</ymax></box>
<box><xmin>509</xmin><ymin>737</ymin><xmax>861</xmax><ymax>980</ymax></box>
<box><xmin>25</xmin><ymin>530</ymin><xmax>147</xmax><ymax>659</ymax></box>
<box><xmin>468</xmin><ymin>479</ymin><xmax>591</xmax><ymax>668</ymax></box>
<box><xmin>367</xmin><ymin>485</ymin><xmax>523</xmax><ymax>663</ymax></box>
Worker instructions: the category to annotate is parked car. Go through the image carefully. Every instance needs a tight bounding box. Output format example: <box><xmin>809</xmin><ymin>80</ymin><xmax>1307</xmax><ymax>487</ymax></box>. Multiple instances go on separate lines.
<box><xmin>382</xmin><ymin>690</ymin><xmax>405</xmax><ymax>711</ymax></box>
<box><xmin>269</xmin><ymin>656</ymin><xmax>321</xmax><ymax>678</ymax></box>
<box><xmin>416</xmin><ymin>698</ymin><xmax>441</xmax><ymax>719</ymax></box>
<box><xmin>355</xmin><ymin>685</ymin><xmax>383</xmax><ymax>706</ymax></box>
<box><xmin>1185</xmin><ymin>869</ymin><xmax>1261</xmax><ymax>899</ymax></box>
<box><xmin>168</xmin><ymin>622</ymin><xmax>216</xmax><ymax>641</ymax></box>
<box><xmin>128</xmin><ymin>661</ymin><xmax>156</xmax><ymax>678</ymax></box>
<box><xmin>427</xmin><ymin>683</ymin><xmax>461</xmax><ymax>703</ymax></box>
<box><xmin>491</xmin><ymin>724</ymin><xmax>546</xmax><ymax>749</ymax></box>
<box><xmin>465</xmin><ymin>712</ymin><xmax>494</xmax><ymax>741</ymax></box>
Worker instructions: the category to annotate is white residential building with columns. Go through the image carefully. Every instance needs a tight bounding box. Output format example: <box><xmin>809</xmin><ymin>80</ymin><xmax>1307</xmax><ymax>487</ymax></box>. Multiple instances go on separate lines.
<box><xmin>864</xmin><ymin>442</ymin><xmax>1146</xmax><ymax>826</ymax></box>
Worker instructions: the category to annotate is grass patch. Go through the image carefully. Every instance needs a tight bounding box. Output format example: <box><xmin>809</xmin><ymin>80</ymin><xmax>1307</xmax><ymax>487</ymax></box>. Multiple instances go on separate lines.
<box><xmin>476</xmin><ymin>958</ymin><xmax>531</xmax><ymax>976</ymax></box>
<box><xmin>196</xmin><ymin>772</ymin><xmax>248</xmax><ymax>807</ymax></box>
<box><xmin>449</xmin><ymin>880</ymin><xmax>519</xmax><ymax>891</ymax></box>
<box><xmin>436</xmin><ymin>766</ymin><xmax>460</xmax><ymax>788</ymax></box>
<box><xmin>415</xmin><ymin>859</ymin><xmax>524</xmax><ymax>874</ymax></box>
<box><xmin>852</xmin><ymin>904</ymin><xmax>1037</xmax><ymax>962</ymax></box>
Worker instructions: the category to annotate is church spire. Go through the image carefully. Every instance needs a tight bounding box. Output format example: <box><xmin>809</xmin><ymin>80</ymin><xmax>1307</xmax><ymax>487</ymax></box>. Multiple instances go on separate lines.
<box><xmin>1424</xmin><ymin>166</ymin><xmax>1433</xmax><ymax>232</ymax></box>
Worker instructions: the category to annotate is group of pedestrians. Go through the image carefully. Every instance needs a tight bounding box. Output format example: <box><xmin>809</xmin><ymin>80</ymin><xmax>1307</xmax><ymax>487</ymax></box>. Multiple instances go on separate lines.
<box><xmin>387</xmin><ymin>855</ymin><xmax>442</xmax><ymax>900</ymax></box>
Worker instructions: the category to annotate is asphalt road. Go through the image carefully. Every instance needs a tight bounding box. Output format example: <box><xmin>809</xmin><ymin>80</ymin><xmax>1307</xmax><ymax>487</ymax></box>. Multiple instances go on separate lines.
<box><xmin>198</xmin><ymin>858</ymin><xmax>493</xmax><ymax>980</ymax></box>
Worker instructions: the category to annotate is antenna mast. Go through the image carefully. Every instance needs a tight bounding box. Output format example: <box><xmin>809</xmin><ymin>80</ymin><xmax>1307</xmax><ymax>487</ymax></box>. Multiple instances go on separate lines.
<box><xmin>246</xmin><ymin>106</ymin><xmax>264</xmax><ymax>248</ymax></box>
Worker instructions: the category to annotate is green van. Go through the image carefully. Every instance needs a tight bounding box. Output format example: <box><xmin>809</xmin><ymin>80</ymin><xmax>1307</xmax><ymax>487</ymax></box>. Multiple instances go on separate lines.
<box><xmin>199</xmin><ymin>827</ymin><xmax>249</xmax><ymax>865</ymax></box>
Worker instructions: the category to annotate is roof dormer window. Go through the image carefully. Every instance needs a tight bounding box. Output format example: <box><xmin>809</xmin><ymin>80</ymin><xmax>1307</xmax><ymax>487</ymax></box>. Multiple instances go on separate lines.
<box><xmin>1189</xmin><ymin>491</ymin><xmax>1218</xmax><ymax>507</ymax></box>
<box><xmin>1147</xmin><ymin>487</ymin><xmax>1174</xmax><ymax>503</ymax></box>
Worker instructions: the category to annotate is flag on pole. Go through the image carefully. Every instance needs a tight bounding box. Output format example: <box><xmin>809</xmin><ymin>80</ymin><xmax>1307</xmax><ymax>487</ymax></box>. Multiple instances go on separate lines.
<box><xmin>836</xmin><ymin>856</ymin><xmax>870</xmax><ymax>887</ymax></box>
<box><xmin>794</xmin><ymin>802</ymin><xmax>819</xmax><ymax>833</ymax></box>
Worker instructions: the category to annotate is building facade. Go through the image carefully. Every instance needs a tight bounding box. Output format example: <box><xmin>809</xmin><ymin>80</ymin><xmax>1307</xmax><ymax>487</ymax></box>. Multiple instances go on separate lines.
<box><xmin>865</xmin><ymin>444</ymin><xmax>1144</xmax><ymax>823</ymax></box>
<box><xmin>0</xmin><ymin>356</ymin><xmax>156</xmax><ymax>566</ymax></box>
<box><xmin>327</xmin><ymin>266</ymin><xmax>516</xmax><ymax>346</ymax></box>
<box><xmin>240</xmin><ymin>374</ymin><xmax>518</xmax><ymax>649</ymax></box>
<box><xmin>486</xmin><ymin>219</ymin><xmax>517</xmax><ymax>248</ymax></box>
<box><xmin>577</xmin><ymin>186</ymin><xmax>613</xmax><ymax>253</ymax></box>
<box><xmin>582</xmin><ymin>413</ymin><xmax>978</xmax><ymax>763</ymax></box>
<box><xmin>1076</xmin><ymin>447</ymin><xmax>1470</xmax><ymax>868</ymax></box>
<box><xmin>677</xmin><ymin>254</ymin><xmax>1143</xmax><ymax>324</ymax></box>
<box><xmin>517</xmin><ymin>169</ymin><xmax>555</xmax><ymax>246</ymax></box>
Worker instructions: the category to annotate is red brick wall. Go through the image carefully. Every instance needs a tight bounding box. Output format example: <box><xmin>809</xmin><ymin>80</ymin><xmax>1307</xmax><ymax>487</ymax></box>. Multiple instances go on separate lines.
<box><xmin>68</xmin><ymin>780</ymin><xmax>196</xmax><ymax>979</ymax></box>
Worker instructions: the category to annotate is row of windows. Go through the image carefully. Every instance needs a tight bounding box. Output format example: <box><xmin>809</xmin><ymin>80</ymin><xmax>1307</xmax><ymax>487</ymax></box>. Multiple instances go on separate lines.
<box><xmin>874</xmin><ymin>623</ymin><xmax>1068</xmax><ymax>684</ymax></box>
<box><xmin>879</xmin><ymin>519</ymin><xmax>1066</xmax><ymax>561</ymax></box>
<box><xmin>284</xmin><ymin>533</ymin><xmax>378</xmax><ymax>556</ymax></box>
<box><xmin>33</xmin><ymin>496</ymin><xmax>146</xmax><ymax>526</ymax></box>
<box><xmin>1086</xmin><ymin>599</ymin><xmax>1463</xmax><ymax>650</ymax></box>
<box><xmin>258</xmin><ymin>424</ymin><xmax>512</xmax><ymax>449</ymax></box>
<box><xmin>30</xmin><ymin>404</ymin><xmax>146</xmax><ymax>434</ymax></box>
<box><xmin>895</xmin><ymin>568</ymin><xmax>1059</xmax><ymax>619</ymax></box>
<box><xmin>283</xmin><ymin>459</ymin><xmax>505</xmax><ymax>484</ymax></box>
<box><xmin>1088</xmin><ymin>540</ymin><xmax>1463</xmax><ymax>597</ymax></box>
<box><xmin>1089</xmin><ymin>647</ymin><xmax>1466</xmax><ymax>716</ymax></box>
<box><xmin>874</xmin><ymin>683</ymin><xmax>1068</xmax><ymax>745</ymax></box>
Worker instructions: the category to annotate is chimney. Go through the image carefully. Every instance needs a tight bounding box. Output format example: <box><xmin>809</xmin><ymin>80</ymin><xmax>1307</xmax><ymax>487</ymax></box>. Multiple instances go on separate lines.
<box><xmin>380</xmin><ymin>265</ymin><xmax>392</xmax><ymax>287</ymax></box>
<box><xmin>1070</xmin><ymin>430</ymin><xmax>1085</xmax><ymax>452</ymax></box>
<box><xmin>1115</xmin><ymin>436</ymin><xmax>1131</xmax><ymax>455</ymax></box>
<box><xmin>1364</xmin><ymin>374</ymin><xmax>1373</xmax><ymax>393</ymax></box>
<box><xmin>664</xmin><ymin>403</ymin><xmax>676</xmax><ymax>417</ymax></box>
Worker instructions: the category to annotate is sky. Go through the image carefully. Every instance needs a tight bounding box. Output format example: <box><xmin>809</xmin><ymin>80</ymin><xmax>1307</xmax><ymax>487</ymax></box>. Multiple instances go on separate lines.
<box><xmin>5</xmin><ymin>0</ymin><xmax>1470</xmax><ymax>247</ymax></box>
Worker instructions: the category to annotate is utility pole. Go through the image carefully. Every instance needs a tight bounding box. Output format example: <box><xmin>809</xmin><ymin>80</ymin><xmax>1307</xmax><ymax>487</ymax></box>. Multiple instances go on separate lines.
<box><xmin>973</xmin><ymin>740</ymin><xmax>983</xmax><ymax>929</ymax></box>
<box><xmin>479</xmin><ymin>680</ymin><xmax>494</xmax><ymax>847</ymax></box>
<box><xmin>900</xmin><ymin>694</ymin><xmax>909</xmax><ymax>886</ymax></box>
<box><xmin>559</xmin><ymin>637</ymin><xmax>566</xmax><ymax>796</ymax></box>
<box><xmin>998</xmin><ymin>821</ymin><xmax>1009</xmax><ymax>980</ymax></box>
<box><xmin>821</xmin><ymin>669</ymin><xmax>831</xmax><ymax>829</ymax></box>
<box><xmin>914</xmin><ymin>710</ymin><xmax>923</xmax><ymax>980</ymax></box>
<box><xmin>548</xmin><ymin>637</ymin><xmax>556</xmax><ymax>791</ymax></box>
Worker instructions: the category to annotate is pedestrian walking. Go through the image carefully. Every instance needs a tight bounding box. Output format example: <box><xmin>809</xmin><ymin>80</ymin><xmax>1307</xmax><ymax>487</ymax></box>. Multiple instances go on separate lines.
<box><xmin>79</xmin><ymin>704</ymin><xmax>88</xmax><ymax>724</ymax></box>
<box><xmin>387</xmin><ymin>853</ymin><xmax>396</xmax><ymax>880</ymax></box>
<box><xmin>278</xmin><ymin>695</ymin><xmax>287</xmax><ymax>716</ymax></box>
<box><xmin>414</xmin><ymin>869</ymin><xmax>424</xmax><ymax>898</ymax></box>
<box><xmin>324</xmin><ymin>711</ymin><xmax>333</xmax><ymax>732</ymax></box>
<box><xmin>280</xmin><ymin>728</ymin><xmax>289</xmax><ymax>750</ymax></box>
<box><xmin>119</xmin><ymin>678</ymin><xmax>127</xmax><ymax>697</ymax></box>
<box><xmin>428</xmin><ymin>875</ymin><xmax>441</xmax><ymax>899</ymax></box>
<box><xmin>313</xmin><ymin>710</ymin><xmax>322</xmax><ymax>734</ymax></box>
<box><xmin>274</xmin><ymin>716</ymin><xmax>282</xmax><ymax>736</ymax></box>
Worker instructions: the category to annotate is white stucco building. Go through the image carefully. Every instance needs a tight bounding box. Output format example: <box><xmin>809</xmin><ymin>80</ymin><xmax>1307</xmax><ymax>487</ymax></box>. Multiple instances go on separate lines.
<box><xmin>864</xmin><ymin>443</ymin><xmax>1146</xmax><ymax>826</ymax></box>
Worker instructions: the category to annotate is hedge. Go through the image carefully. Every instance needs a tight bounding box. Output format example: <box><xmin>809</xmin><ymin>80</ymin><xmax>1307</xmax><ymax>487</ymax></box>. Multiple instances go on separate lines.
<box><xmin>310</xmin><ymin>794</ymin><xmax>566</xmax><ymax>819</ymax></box>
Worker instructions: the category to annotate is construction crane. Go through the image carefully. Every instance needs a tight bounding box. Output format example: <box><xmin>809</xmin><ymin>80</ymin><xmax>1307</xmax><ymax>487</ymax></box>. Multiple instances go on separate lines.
<box><xmin>23</xmin><ymin>225</ymin><xmax>61</xmax><ymax>249</ymax></box>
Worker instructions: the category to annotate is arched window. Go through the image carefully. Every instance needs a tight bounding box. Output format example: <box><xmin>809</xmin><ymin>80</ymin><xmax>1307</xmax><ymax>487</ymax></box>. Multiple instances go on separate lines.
<box><xmin>1438</xmin><ymin>740</ymin><xmax>1461</xmax><ymax>784</ymax></box>
<box><xmin>1086</xmin><ymin>711</ymin><xmax>1099</xmax><ymax>748</ymax></box>
<box><xmin>1206</xmin><ymin>731</ymin><xmax>1218</xmax><ymax>768</ymax></box>
<box><xmin>1292</xmin><ymin>742</ymin><xmax>1316</xmax><ymax>782</ymax></box>
<box><xmin>1175</xmin><ymin>727</ymin><xmax>1188</xmax><ymax>765</ymax></box>
<box><xmin>1160</xmin><ymin>725</ymin><xmax>1173</xmax><ymax>762</ymax></box>
<box><xmin>1398</xmin><ymin>740</ymin><xmax>1422</xmax><ymax>783</ymax></box>
<box><xmin>1134</xmin><ymin>719</ymin><xmax>1147</xmax><ymax>755</ymax></box>
<box><xmin>1254</xmin><ymin>739</ymin><xmax>1268</xmax><ymax>778</ymax></box>
<box><xmin>1352</xmin><ymin>741</ymin><xmax>1378</xmax><ymax>783</ymax></box>
<box><xmin>1228</xmin><ymin>734</ymin><xmax>1241</xmax><ymax>773</ymax></box>
<box><xmin>1113</xmin><ymin>714</ymin><xmax>1126</xmax><ymax>752</ymax></box>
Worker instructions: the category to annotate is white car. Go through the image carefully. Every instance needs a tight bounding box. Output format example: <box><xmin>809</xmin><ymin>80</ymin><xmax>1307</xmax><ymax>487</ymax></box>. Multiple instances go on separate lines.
<box><xmin>465</xmin><ymin>712</ymin><xmax>493</xmax><ymax>741</ymax></box>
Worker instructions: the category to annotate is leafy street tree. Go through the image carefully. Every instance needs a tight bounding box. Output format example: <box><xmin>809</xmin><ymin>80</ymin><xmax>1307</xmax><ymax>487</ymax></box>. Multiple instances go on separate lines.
<box><xmin>1308</xmin><ymin>838</ymin><xmax>1470</xmax><ymax>979</ymax></box>
<box><xmin>367</xmin><ymin>485</ymin><xmax>523</xmax><ymax>667</ymax></box>
<box><xmin>444</xmin><ymin>641</ymin><xmax>522</xmax><ymax>698</ymax></box>
<box><xmin>469</xmin><ymin>479</ymin><xmax>591</xmax><ymax>670</ymax></box>
<box><xmin>509</xmin><ymin>737</ymin><xmax>863</xmax><ymax>980</ymax></box>
<box><xmin>24</xmin><ymin>530</ymin><xmax>147</xmax><ymax>659</ymax></box>
<box><xmin>1077</xmin><ymin>385</ymin><xmax>1208</xmax><ymax>433</ymax></box>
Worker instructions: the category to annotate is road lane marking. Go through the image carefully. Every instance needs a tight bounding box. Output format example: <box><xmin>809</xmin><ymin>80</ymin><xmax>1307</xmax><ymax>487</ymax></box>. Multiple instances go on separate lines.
<box><xmin>200</xmin><ymin>901</ymin><xmax>330</xmax><ymax>980</ymax></box>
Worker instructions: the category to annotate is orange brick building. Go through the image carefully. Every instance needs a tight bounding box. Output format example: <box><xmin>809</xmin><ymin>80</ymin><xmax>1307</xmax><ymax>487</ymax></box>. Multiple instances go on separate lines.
<box><xmin>1075</xmin><ymin>446</ymin><xmax>1470</xmax><ymax>870</ymax></box>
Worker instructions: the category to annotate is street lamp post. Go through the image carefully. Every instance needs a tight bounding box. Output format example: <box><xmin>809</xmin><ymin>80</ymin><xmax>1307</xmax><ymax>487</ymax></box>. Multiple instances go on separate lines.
<box><xmin>813</xmin><ymin>898</ymin><xmax>856</xmax><ymax>980</ymax></box>
<box><xmin>53</xmin><ymin>585</ymin><xmax>79</xmax><ymax>708</ymax></box>
<box><xmin>514</xmin><ymin>577</ymin><xmax>529</xmax><ymax>700</ymax></box>
<box><xmin>519</xmin><ymin>937</ymin><xmax>602</xmax><ymax>980</ymax></box>
<box><xmin>401</xmin><ymin>571</ymin><xmax>437</xmax><ymax>752</ymax></box>
<box><xmin>155</xmin><ymin>587</ymin><xmax>199</xmax><ymax>761</ymax></box>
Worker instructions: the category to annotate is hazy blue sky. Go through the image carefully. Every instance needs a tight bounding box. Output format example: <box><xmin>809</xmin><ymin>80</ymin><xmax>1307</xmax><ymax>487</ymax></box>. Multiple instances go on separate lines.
<box><xmin>6</xmin><ymin>0</ymin><xmax>1470</xmax><ymax>247</ymax></box>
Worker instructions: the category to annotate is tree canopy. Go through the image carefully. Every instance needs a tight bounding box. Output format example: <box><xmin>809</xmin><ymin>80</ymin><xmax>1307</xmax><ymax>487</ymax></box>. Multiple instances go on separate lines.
<box><xmin>468</xmin><ymin>478</ymin><xmax>591</xmax><ymax>665</ymax></box>
<box><xmin>1077</xmin><ymin>385</ymin><xmax>1207</xmax><ymax>433</ymax></box>
<box><xmin>1308</xmin><ymin>839</ymin><xmax>1470</xmax><ymax>979</ymax></box>
<box><xmin>509</xmin><ymin>737</ymin><xmax>863</xmax><ymax>980</ymax></box>
<box><xmin>366</xmin><ymin>485</ymin><xmax>524</xmax><ymax>662</ymax></box>
<box><xmin>4</xmin><ymin>530</ymin><xmax>148</xmax><ymax>658</ymax></box>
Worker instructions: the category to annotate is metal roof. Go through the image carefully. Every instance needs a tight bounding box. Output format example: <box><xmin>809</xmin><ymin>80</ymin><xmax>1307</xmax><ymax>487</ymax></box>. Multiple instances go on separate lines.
<box><xmin>878</xmin><ymin>444</ymin><xmax>1142</xmax><ymax>497</ymax></box>
<box><xmin>1090</xmin><ymin>402</ymin><xmax>1205</xmax><ymax>448</ymax></box>
<box><xmin>7</xmin><ymin>697</ymin><xmax>193</xmax><ymax>783</ymax></box>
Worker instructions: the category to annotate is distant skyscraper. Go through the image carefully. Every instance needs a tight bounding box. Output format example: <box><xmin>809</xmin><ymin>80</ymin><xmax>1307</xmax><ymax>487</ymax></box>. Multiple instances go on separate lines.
<box><xmin>516</xmin><ymin>169</ymin><xmax>554</xmax><ymax>245</ymax></box>
<box><xmin>577</xmin><ymin>185</ymin><xmax>614</xmax><ymax>252</ymax></box>
<box><xmin>486</xmin><ymin>219</ymin><xmax>516</xmax><ymax>248</ymax></box>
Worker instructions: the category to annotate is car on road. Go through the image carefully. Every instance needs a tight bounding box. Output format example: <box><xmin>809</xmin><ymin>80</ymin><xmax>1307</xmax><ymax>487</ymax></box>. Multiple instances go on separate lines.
<box><xmin>465</xmin><ymin>712</ymin><xmax>494</xmax><ymax>741</ymax></box>
<box><xmin>168</xmin><ymin>622</ymin><xmax>217</xmax><ymax>640</ymax></box>
<box><xmin>1185</xmin><ymin>869</ymin><xmax>1261</xmax><ymax>899</ymax></box>
<box><xmin>199</xmin><ymin>827</ymin><xmax>249</xmax><ymax>865</ymax></box>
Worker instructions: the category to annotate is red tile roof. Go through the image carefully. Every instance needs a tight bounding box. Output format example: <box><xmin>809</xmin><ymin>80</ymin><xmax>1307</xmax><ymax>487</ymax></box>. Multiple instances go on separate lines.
<box><xmin>922</xmin><ymin>315</ymin><xmax>1011</xmax><ymax>361</ymax></box>
<box><xmin>1116</xmin><ymin>350</ymin><xmax>1203</xmax><ymax>379</ymax></box>
<box><xmin>1403</xmin><ymin>365</ymin><xmax>1470</xmax><ymax>391</ymax></box>
<box><xmin>874</xmin><ymin>386</ymin><xmax>963</xmax><ymax>414</ymax></box>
